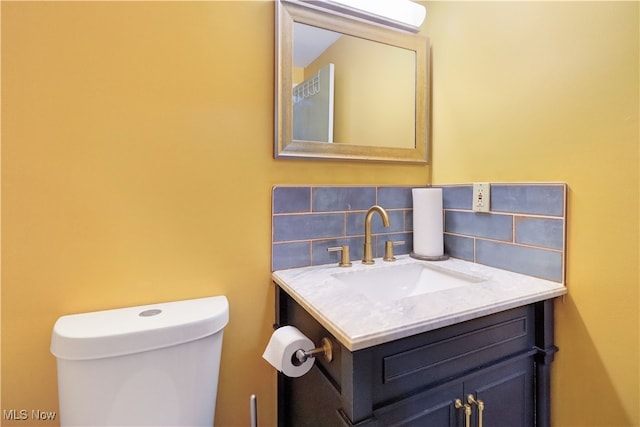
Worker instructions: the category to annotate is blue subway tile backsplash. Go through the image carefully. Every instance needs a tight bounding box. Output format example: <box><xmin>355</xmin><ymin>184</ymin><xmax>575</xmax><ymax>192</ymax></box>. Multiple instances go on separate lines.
<box><xmin>273</xmin><ymin>213</ymin><xmax>345</xmax><ymax>242</ymax></box>
<box><xmin>272</xmin><ymin>241</ymin><xmax>311</xmax><ymax>271</ymax></box>
<box><xmin>444</xmin><ymin>210</ymin><xmax>513</xmax><ymax>241</ymax></box>
<box><xmin>476</xmin><ymin>240</ymin><xmax>563</xmax><ymax>282</ymax></box>
<box><xmin>378</xmin><ymin>186</ymin><xmax>413</xmax><ymax>208</ymax></box>
<box><xmin>272</xmin><ymin>187</ymin><xmax>311</xmax><ymax>214</ymax></box>
<box><xmin>515</xmin><ymin>217</ymin><xmax>564</xmax><ymax>250</ymax></box>
<box><xmin>441</xmin><ymin>183</ymin><xmax>566</xmax><ymax>282</ymax></box>
<box><xmin>443</xmin><ymin>234</ymin><xmax>475</xmax><ymax>261</ymax></box>
<box><xmin>346</xmin><ymin>209</ymin><xmax>405</xmax><ymax>235</ymax></box>
<box><xmin>442</xmin><ymin>185</ymin><xmax>473</xmax><ymax>210</ymax></box>
<box><xmin>273</xmin><ymin>186</ymin><xmax>416</xmax><ymax>270</ymax></box>
<box><xmin>490</xmin><ymin>184</ymin><xmax>565</xmax><ymax>216</ymax></box>
<box><xmin>312</xmin><ymin>186</ymin><xmax>376</xmax><ymax>212</ymax></box>
<box><xmin>273</xmin><ymin>183</ymin><xmax>567</xmax><ymax>283</ymax></box>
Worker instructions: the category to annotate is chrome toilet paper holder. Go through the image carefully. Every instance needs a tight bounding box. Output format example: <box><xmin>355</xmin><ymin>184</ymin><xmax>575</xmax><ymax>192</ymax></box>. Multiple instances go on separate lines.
<box><xmin>293</xmin><ymin>337</ymin><xmax>333</xmax><ymax>364</ymax></box>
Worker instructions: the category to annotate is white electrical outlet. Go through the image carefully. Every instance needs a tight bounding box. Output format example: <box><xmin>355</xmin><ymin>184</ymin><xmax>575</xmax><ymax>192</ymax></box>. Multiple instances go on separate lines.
<box><xmin>472</xmin><ymin>183</ymin><xmax>491</xmax><ymax>213</ymax></box>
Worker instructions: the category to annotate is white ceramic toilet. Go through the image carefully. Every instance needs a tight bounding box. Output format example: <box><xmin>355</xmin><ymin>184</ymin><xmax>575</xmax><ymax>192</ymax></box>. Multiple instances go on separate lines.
<box><xmin>50</xmin><ymin>296</ymin><xmax>229</xmax><ymax>427</ymax></box>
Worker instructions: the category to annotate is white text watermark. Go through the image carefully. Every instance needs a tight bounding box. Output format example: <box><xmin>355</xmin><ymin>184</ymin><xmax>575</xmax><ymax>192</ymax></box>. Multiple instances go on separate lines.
<box><xmin>3</xmin><ymin>409</ymin><xmax>57</xmax><ymax>422</ymax></box>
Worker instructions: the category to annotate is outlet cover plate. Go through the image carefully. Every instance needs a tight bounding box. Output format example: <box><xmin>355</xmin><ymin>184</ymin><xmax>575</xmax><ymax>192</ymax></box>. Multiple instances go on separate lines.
<box><xmin>472</xmin><ymin>182</ymin><xmax>491</xmax><ymax>213</ymax></box>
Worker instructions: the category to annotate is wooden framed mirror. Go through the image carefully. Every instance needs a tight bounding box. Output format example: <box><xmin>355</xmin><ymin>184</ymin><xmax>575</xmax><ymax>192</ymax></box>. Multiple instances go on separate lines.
<box><xmin>275</xmin><ymin>0</ymin><xmax>430</xmax><ymax>163</ymax></box>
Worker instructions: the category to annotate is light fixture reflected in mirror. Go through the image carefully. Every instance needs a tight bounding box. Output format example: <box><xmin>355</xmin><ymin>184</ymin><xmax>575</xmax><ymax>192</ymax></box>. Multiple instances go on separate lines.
<box><xmin>306</xmin><ymin>0</ymin><xmax>426</xmax><ymax>33</ymax></box>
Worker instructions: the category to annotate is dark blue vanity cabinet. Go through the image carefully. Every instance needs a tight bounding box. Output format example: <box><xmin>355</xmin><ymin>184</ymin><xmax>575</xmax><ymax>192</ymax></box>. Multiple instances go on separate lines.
<box><xmin>276</xmin><ymin>287</ymin><xmax>558</xmax><ymax>427</ymax></box>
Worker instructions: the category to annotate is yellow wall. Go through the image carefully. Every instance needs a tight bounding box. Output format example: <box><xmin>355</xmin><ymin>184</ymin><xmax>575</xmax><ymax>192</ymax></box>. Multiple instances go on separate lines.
<box><xmin>423</xmin><ymin>1</ymin><xmax>639</xmax><ymax>426</ymax></box>
<box><xmin>1</xmin><ymin>2</ymin><xmax>638</xmax><ymax>427</ymax></box>
<box><xmin>0</xmin><ymin>2</ymin><xmax>428</xmax><ymax>426</ymax></box>
<box><xmin>306</xmin><ymin>35</ymin><xmax>415</xmax><ymax>147</ymax></box>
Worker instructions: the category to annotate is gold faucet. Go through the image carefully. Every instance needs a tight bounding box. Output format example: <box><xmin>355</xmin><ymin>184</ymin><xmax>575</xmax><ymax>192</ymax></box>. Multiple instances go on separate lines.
<box><xmin>363</xmin><ymin>205</ymin><xmax>390</xmax><ymax>264</ymax></box>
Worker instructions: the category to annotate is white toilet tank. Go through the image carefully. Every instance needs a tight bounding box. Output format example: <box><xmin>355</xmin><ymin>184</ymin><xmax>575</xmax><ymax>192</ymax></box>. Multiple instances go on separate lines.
<box><xmin>50</xmin><ymin>296</ymin><xmax>229</xmax><ymax>427</ymax></box>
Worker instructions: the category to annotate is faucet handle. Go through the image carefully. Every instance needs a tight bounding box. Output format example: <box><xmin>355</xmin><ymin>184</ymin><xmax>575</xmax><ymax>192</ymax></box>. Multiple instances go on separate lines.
<box><xmin>327</xmin><ymin>245</ymin><xmax>353</xmax><ymax>267</ymax></box>
<box><xmin>383</xmin><ymin>240</ymin><xmax>405</xmax><ymax>262</ymax></box>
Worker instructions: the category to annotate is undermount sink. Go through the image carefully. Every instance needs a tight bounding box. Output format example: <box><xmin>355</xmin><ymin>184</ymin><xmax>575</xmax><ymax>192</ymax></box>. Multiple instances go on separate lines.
<box><xmin>332</xmin><ymin>262</ymin><xmax>485</xmax><ymax>302</ymax></box>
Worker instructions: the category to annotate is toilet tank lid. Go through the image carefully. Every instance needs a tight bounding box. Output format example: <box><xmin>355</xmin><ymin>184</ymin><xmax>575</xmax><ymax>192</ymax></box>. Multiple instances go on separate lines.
<box><xmin>50</xmin><ymin>296</ymin><xmax>229</xmax><ymax>360</ymax></box>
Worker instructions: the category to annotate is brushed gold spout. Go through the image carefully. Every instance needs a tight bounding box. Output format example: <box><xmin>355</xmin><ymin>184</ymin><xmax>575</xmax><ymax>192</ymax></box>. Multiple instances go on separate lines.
<box><xmin>363</xmin><ymin>205</ymin><xmax>390</xmax><ymax>264</ymax></box>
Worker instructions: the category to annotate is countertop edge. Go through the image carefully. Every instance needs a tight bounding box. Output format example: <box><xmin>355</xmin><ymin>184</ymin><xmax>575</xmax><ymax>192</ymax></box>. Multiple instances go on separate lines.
<box><xmin>272</xmin><ymin>259</ymin><xmax>567</xmax><ymax>352</ymax></box>
<box><xmin>273</xmin><ymin>275</ymin><xmax>354</xmax><ymax>347</ymax></box>
<box><xmin>345</xmin><ymin>288</ymin><xmax>566</xmax><ymax>351</ymax></box>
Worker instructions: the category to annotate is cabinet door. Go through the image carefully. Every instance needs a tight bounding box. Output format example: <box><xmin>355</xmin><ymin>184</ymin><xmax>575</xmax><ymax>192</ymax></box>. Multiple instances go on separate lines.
<box><xmin>464</xmin><ymin>357</ymin><xmax>534</xmax><ymax>427</ymax></box>
<box><xmin>374</xmin><ymin>381</ymin><xmax>464</xmax><ymax>427</ymax></box>
<box><xmin>374</xmin><ymin>356</ymin><xmax>535</xmax><ymax>427</ymax></box>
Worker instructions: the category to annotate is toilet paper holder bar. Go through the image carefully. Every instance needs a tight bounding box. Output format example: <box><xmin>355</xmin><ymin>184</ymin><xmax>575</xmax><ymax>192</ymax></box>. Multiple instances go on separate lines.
<box><xmin>294</xmin><ymin>337</ymin><xmax>333</xmax><ymax>364</ymax></box>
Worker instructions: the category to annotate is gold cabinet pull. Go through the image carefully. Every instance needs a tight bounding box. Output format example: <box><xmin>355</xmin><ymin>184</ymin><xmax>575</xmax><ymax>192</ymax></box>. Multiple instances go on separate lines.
<box><xmin>455</xmin><ymin>399</ymin><xmax>472</xmax><ymax>427</ymax></box>
<box><xmin>468</xmin><ymin>394</ymin><xmax>485</xmax><ymax>427</ymax></box>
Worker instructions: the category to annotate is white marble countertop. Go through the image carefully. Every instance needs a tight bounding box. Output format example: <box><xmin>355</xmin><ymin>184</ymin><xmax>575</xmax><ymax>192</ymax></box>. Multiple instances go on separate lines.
<box><xmin>272</xmin><ymin>255</ymin><xmax>567</xmax><ymax>351</ymax></box>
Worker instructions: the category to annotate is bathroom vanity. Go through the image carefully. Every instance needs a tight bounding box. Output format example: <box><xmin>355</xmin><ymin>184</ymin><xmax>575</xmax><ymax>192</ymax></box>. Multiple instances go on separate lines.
<box><xmin>272</xmin><ymin>256</ymin><xmax>566</xmax><ymax>427</ymax></box>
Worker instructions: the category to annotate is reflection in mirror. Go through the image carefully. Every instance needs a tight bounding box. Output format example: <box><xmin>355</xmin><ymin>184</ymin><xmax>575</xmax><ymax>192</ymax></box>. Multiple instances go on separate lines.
<box><xmin>293</xmin><ymin>60</ymin><xmax>335</xmax><ymax>142</ymax></box>
<box><xmin>275</xmin><ymin>0</ymin><xmax>430</xmax><ymax>162</ymax></box>
<box><xmin>294</xmin><ymin>23</ymin><xmax>415</xmax><ymax>148</ymax></box>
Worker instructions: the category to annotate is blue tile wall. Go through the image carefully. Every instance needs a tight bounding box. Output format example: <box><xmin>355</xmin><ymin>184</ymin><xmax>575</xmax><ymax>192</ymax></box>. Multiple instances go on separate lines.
<box><xmin>272</xmin><ymin>241</ymin><xmax>310</xmax><ymax>271</ymax></box>
<box><xmin>273</xmin><ymin>187</ymin><xmax>311</xmax><ymax>214</ymax></box>
<box><xmin>442</xmin><ymin>185</ymin><xmax>473</xmax><ymax>210</ymax></box>
<box><xmin>272</xmin><ymin>186</ymin><xmax>416</xmax><ymax>270</ymax></box>
<box><xmin>273</xmin><ymin>183</ymin><xmax>567</xmax><ymax>283</ymax></box>
<box><xmin>515</xmin><ymin>217</ymin><xmax>564</xmax><ymax>250</ymax></box>
<box><xmin>445</xmin><ymin>210</ymin><xmax>513</xmax><ymax>241</ymax></box>
<box><xmin>378</xmin><ymin>186</ymin><xmax>413</xmax><ymax>208</ymax></box>
<box><xmin>273</xmin><ymin>213</ymin><xmax>345</xmax><ymax>242</ymax></box>
<box><xmin>312</xmin><ymin>187</ymin><xmax>376</xmax><ymax>212</ymax></box>
<box><xmin>441</xmin><ymin>183</ymin><xmax>566</xmax><ymax>282</ymax></box>
<box><xmin>476</xmin><ymin>240</ymin><xmax>563</xmax><ymax>282</ymax></box>
<box><xmin>443</xmin><ymin>234</ymin><xmax>474</xmax><ymax>261</ymax></box>
<box><xmin>491</xmin><ymin>184</ymin><xmax>565</xmax><ymax>216</ymax></box>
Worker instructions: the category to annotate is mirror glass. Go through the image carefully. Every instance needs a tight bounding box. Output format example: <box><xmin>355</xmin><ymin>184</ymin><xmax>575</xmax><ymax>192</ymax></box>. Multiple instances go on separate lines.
<box><xmin>275</xmin><ymin>0</ymin><xmax>430</xmax><ymax>162</ymax></box>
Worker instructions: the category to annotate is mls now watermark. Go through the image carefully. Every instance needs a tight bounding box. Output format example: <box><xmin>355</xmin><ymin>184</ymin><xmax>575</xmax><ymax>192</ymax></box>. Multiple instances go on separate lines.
<box><xmin>3</xmin><ymin>409</ymin><xmax>57</xmax><ymax>421</ymax></box>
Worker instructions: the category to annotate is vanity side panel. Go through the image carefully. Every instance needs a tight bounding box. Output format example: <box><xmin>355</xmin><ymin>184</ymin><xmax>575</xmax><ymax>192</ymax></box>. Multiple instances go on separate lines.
<box><xmin>279</xmin><ymin>287</ymin><xmax>387</xmax><ymax>425</ymax></box>
<box><xmin>534</xmin><ymin>299</ymin><xmax>558</xmax><ymax>427</ymax></box>
<box><xmin>286</xmin><ymin>363</ymin><xmax>346</xmax><ymax>427</ymax></box>
<box><xmin>275</xmin><ymin>286</ymin><xmax>287</xmax><ymax>427</ymax></box>
<box><xmin>340</xmin><ymin>349</ymin><xmax>375</xmax><ymax>424</ymax></box>
<box><xmin>278</xmin><ymin>288</ymin><xmax>343</xmax><ymax>389</ymax></box>
<box><xmin>276</xmin><ymin>287</ymin><xmax>346</xmax><ymax>426</ymax></box>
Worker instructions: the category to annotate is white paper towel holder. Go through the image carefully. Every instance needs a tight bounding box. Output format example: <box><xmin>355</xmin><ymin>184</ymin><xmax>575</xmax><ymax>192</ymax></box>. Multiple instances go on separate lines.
<box><xmin>410</xmin><ymin>251</ymin><xmax>449</xmax><ymax>262</ymax></box>
<box><xmin>293</xmin><ymin>337</ymin><xmax>333</xmax><ymax>364</ymax></box>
